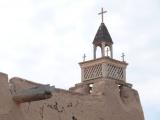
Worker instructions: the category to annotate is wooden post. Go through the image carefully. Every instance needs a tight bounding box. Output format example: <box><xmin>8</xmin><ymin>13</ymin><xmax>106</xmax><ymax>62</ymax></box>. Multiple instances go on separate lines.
<box><xmin>12</xmin><ymin>85</ymin><xmax>54</xmax><ymax>103</ymax></box>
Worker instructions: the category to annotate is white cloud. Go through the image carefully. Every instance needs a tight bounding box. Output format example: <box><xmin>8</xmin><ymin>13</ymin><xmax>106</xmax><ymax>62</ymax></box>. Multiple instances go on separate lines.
<box><xmin>138</xmin><ymin>77</ymin><xmax>160</xmax><ymax>105</ymax></box>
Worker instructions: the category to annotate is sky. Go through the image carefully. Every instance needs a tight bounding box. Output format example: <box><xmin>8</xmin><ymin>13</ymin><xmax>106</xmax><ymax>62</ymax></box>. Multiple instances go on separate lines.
<box><xmin>0</xmin><ymin>0</ymin><xmax>159</xmax><ymax>119</ymax></box>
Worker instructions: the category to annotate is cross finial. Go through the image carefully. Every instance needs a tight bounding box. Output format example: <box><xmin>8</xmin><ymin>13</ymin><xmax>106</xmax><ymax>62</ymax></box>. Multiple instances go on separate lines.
<box><xmin>121</xmin><ymin>53</ymin><xmax>125</xmax><ymax>62</ymax></box>
<box><xmin>98</xmin><ymin>8</ymin><xmax>107</xmax><ymax>23</ymax></box>
<box><xmin>83</xmin><ymin>54</ymin><xmax>86</xmax><ymax>62</ymax></box>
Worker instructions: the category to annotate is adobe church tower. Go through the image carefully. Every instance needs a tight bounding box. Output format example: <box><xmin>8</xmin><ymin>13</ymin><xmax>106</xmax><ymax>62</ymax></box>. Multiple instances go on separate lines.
<box><xmin>73</xmin><ymin>8</ymin><xmax>132</xmax><ymax>93</ymax></box>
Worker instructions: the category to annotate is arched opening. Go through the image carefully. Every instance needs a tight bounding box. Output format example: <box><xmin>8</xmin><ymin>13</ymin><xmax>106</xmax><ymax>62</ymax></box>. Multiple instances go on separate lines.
<box><xmin>89</xmin><ymin>83</ymin><xmax>93</xmax><ymax>93</ymax></box>
<box><xmin>105</xmin><ymin>46</ymin><xmax>111</xmax><ymax>57</ymax></box>
<box><xmin>96</xmin><ymin>46</ymin><xmax>102</xmax><ymax>58</ymax></box>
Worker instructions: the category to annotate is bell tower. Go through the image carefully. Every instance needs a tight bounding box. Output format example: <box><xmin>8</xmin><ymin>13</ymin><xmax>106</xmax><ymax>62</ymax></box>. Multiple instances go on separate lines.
<box><xmin>93</xmin><ymin>8</ymin><xmax>113</xmax><ymax>59</ymax></box>
<box><xmin>79</xmin><ymin>8</ymin><xmax>129</xmax><ymax>86</ymax></box>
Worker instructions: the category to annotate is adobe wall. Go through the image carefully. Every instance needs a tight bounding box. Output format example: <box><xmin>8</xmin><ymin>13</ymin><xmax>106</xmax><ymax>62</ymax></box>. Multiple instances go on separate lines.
<box><xmin>0</xmin><ymin>72</ymin><xmax>144</xmax><ymax>120</ymax></box>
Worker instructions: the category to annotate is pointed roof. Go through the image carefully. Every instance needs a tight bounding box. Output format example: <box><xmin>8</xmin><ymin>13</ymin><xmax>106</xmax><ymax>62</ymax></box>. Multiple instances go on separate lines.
<box><xmin>93</xmin><ymin>23</ymin><xmax>113</xmax><ymax>46</ymax></box>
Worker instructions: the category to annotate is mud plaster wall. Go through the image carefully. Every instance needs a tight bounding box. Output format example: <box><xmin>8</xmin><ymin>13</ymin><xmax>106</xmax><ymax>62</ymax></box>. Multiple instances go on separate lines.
<box><xmin>0</xmin><ymin>72</ymin><xmax>144</xmax><ymax>120</ymax></box>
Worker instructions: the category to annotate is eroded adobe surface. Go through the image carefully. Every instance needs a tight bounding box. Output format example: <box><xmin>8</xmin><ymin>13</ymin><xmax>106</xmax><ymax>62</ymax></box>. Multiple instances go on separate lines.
<box><xmin>0</xmin><ymin>72</ymin><xmax>144</xmax><ymax>120</ymax></box>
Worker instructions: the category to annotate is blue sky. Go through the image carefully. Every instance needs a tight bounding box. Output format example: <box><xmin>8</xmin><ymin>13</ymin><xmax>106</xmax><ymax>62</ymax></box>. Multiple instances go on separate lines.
<box><xmin>0</xmin><ymin>0</ymin><xmax>159</xmax><ymax>119</ymax></box>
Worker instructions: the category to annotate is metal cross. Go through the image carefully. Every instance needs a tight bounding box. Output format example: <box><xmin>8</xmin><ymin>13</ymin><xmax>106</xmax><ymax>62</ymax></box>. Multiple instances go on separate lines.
<box><xmin>83</xmin><ymin>54</ymin><xmax>86</xmax><ymax>62</ymax></box>
<box><xmin>121</xmin><ymin>53</ymin><xmax>125</xmax><ymax>62</ymax></box>
<box><xmin>98</xmin><ymin>8</ymin><xmax>107</xmax><ymax>23</ymax></box>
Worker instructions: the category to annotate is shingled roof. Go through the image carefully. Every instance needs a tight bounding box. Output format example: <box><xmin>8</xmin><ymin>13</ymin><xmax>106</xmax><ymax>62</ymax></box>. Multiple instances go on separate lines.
<box><xmin>93</xmin><ymin>23</ymin><xmax>113</xmax><ymax>46</ymax></box>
